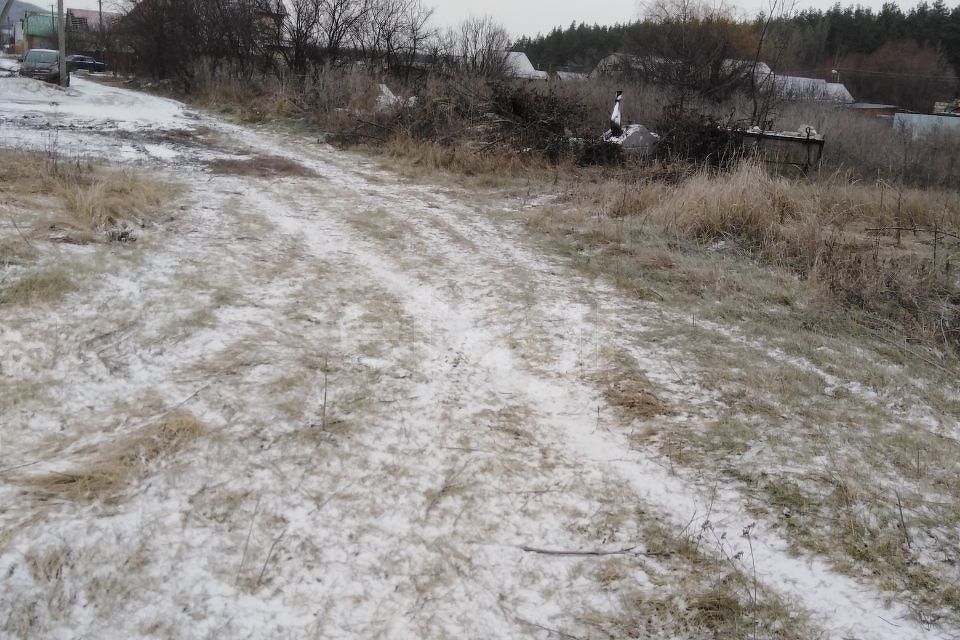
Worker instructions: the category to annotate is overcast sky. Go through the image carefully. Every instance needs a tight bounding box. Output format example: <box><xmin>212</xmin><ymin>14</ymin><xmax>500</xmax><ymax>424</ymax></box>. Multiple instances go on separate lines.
<box><xmin>64</xmin><ymin>0</ymin><xmax>960</xmax><ymax>39</ymax></box>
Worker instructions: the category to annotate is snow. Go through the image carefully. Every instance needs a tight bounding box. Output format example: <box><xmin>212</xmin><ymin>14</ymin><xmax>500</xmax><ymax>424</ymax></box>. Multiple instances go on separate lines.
<box><xmin>0</xmin><ymin>74</ymin><xmax>955</xmax><ymax>639</ymax></box>
<box><xmin>602</xmin><ymin>123</ymin><xmax>660</xmax><ymax>154</ymax></box>
<box><xmin>776</xmin><ymin>75</ymin><xmax>855</xmax><ymax>103</ymax></box>
<box><xmin>503</xmin><ymin>51</ymin><xmax>549</xmax><ymax>81</ymax></box>
<box><xmin>0</xmin><ymin>75</ymin><xmax>193</xmax><ymax>132</ymax></box>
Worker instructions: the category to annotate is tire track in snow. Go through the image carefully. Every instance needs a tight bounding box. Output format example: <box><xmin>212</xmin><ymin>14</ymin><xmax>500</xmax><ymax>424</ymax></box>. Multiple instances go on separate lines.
<box><xmin>227</xmin><ymin>130</ymin><xmax>947</xmax><ymax>640</ymax></box>
<box><xmin>1</xmin><ymin>83</ymin><xmax>949</xmax><ymax>637</ymax></box>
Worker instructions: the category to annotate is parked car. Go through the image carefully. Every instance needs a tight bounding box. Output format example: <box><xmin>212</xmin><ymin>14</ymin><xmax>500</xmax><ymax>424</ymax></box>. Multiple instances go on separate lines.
<box><xmin>66</xmin><ymin>54</ymin><xmax>107</xmax><ymax>73</ymax></box>
<box><xmin>18</xmin><ymin>48</ymin><xmax>66</xmax><ymax>85</ymax></box>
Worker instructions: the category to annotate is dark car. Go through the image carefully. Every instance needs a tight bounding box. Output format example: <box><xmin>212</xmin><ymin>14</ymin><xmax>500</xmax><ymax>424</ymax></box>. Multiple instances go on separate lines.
<box><xmin>18</xmin><ymin>48</ymin><xmax>66</xmax><ymax>84</ymax></box>
<box><xmin>66</xmin><ymin>54</ymin><xmax>107</xmax><ymax>73</ymax></box>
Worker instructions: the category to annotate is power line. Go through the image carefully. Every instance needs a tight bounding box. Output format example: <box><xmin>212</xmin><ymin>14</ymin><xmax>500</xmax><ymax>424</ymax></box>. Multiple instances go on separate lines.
<box><xmin>783</xmin><ymin>67</ymin><xmax>960</xmax><ymax>81</ymax></box>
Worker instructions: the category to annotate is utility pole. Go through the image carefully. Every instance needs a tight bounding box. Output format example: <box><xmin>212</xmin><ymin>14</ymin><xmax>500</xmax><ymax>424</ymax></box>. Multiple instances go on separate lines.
<box><xmin>57</xmin><ymin>0</ymin><xmax>67</xmax><ymax>86</ymax></box>
<box><xmin>0</xmin><ymin>1</ymin><xmax>15</xmax><ymax>38</ymax></box>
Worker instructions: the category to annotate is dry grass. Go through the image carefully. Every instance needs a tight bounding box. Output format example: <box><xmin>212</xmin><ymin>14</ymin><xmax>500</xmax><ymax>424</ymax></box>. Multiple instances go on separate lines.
<box><xmin>577</xmin><ymin>516</ymin><xmax>813</xmax><ymax>639</ymax></box>
<box><xmin>523</xmin><ymin>158</ymin><xmax>960</xmax><ymax>623</ymax></box>
<box><xmin>0</xmin><ymin>266</ymin><xmax>77</xmax><ymax>305</ymax></box>
<box><xmin>206</xmin><ymin>154</ymin><xmax>317</xmax><ymax>177</ymax></box>
<box><xmin>551</xmin><ymin>162</ymin><xmax>960</xmax><ymax>355</ymax></box>
<box><xmin>597</xmin><ymin>367</ymin><xmax>667</xmax><ymax>419</ymax></box>
<box><xmin>17</xmin><ymin>410</ymin><xmax>206</xmax><ymax>503</ymax></box>
<box><xmin>0</xmin><ymin>237</ymin><xmax>38</xmax><ymax>268</ymax></box>
<box><xmin>375</xmin><ymin>134</ymin><xmax>557</xmax><ymax>185</ymax></box>
<box><xmin>0</xmin><ymin>149</ymin><xmax>177</xmax><ymax>243</ymax></box>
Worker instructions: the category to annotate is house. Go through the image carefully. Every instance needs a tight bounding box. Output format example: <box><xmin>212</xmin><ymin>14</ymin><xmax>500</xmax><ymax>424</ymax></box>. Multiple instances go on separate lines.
<box><xmin>20</xmin><ymin>10</ymin><xmax>56</xmax><ymax>50</ymax></box>
<box><xmin>592</xmin><ymin>52</ymin><xmax>775</xmax><ymax>95</ymax></box>
<box><xmin>66</xmin><ymin>8</ymin><xmax>120</xmax><ymax>54</ymax></box>
<box><xmin>823</xmin><ymin>82</ymin><xmax>854</xmax><ymax>103</ymax></box>
<box><xmin>724</xmin><ymin>58</ymin><xmax>774</xmax><ymax>87</ymax></box>
<box><xmin>845</xmin><ymin>103</ymin><xmax>904</xmax><ymax>120</ymax></box>
<box><xmin>503</xmin><ymin>51</ymin><xmax>548</xmax><ymax>80</ymax></box>
<box><xmin>775</xmin><ymin>75</ymin><xmax>854</xmax><ymax>103</ymax></box>
<box><xmin>16</xmin><ymin>7</ymin><xmax>120</xmax><ymax>54</ymax></box>
<box><xmin>554</xmin><ymin>70</ymin><xmax>587</xmax><ymax>82</ymax></box>
<box><xmin>66</xmin><ymin>8</ymin><xmax>119</xmax><ymax>32</ymax></box>
<box><xmin>894</xmin><ymin>112</ymin><xmax>960</xmax><ymax>138</ymax></box>
<box><xmin>592</xmin><ymin>52</ymin><xmax>642</xmax><ymax>76</ymax></box>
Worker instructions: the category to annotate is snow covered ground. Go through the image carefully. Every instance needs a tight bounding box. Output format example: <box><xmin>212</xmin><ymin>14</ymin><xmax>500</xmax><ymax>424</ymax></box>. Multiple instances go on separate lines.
<box><xmin>0</xmin><ymin>75</ymin><xmax>955</xmax><ymax>638</ymax></box>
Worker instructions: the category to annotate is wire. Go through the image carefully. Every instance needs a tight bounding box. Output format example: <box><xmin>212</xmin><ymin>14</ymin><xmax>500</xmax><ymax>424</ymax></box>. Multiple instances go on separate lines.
<box><xmin>783</xmin><ymin>67</ymin><xmax>960</xmax><ymax>81</ymax></box>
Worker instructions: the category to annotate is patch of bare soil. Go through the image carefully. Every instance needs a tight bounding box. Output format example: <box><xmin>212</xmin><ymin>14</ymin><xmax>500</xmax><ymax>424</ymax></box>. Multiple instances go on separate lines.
<box><xmin>206</xmin><ymin>154</ymin><xmax>317</xmax><ymax>178</ymax></box>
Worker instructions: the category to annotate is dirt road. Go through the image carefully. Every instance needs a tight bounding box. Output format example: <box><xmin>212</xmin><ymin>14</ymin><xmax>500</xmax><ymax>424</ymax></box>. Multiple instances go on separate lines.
<box><xmin>0</xmin><ymin>76</ymin><xmax>948</xmax><ymax>638</ymax></box>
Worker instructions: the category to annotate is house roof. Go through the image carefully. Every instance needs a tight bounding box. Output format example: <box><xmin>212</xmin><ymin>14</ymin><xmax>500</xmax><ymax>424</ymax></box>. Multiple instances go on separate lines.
<box><xmin>555</xmin><ymin>70</ymin><xmax>586</xmax><ymax>81</ymax></box>
<box><xmin>67</xmin><ymin>8</ymin><xmax>121</xmax><ymax>30</ymax></box>
<box><xmin>503</xmin><ymin>52</ymin><xmax>548</xmax><ymax>80</ymax></box>
<box><xmin>824</xmin><ymin>82</ymin><xmax>854</xmax><ymax>103</ymax></box>
<box><xmin>777</xmin><ymin>75</ymin><xmax>854</xmax><ymax>103</ymax></box>
<box><xmin>848</xmin><ymin>102</ymin><xmax>900</xmax><ymax>110</ymax></box>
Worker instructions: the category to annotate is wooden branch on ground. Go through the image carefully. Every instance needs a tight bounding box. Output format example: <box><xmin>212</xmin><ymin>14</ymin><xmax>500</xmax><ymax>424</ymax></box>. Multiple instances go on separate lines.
<box><xmin>6</xmin><ymin>215</ymin><xmax>35</xmax><ymax>249</ymax></box>
<box><xmin>256</xmin><ymin>525</ymin><xmax>288</xmax><ymax>586</ymax></box>
<box><xmin>519</xmin><ymin>544</ymin><xmax>658</xmax><ymax>557</ymax></box>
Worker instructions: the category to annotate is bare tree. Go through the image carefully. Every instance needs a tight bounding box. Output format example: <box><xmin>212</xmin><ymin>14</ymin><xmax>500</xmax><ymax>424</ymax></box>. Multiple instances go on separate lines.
<box><xmin>639</xmin><ymin>0</ymin><xmax>755</xmax><ymax>103</ymax></box>
<box><xmin>395</xmin><ymin>0</ymin><xmax>434</xmax><ymax>78</ymax></box>
<box><xmin>317</xmin><ymin>0</ymin><xmax>368</xmax><ymax>65</ymax></box>
<box><xmin>749</xmin><ymin>0</ymin><xmax>795</xmax><ymax>126</ymax></box>
<box><xmin>354</xmin><ymin>0</ymin><xmax>400</xmax><ymax>67</ymax></box>
<box><xmin>441</xmin><ymin>15</ymin><xmax>509</xmax><ymax>77</ymax></box>
<box><xmin>282</xmin><ymin>0</ymin><xmax>322</xmax><ymax>72</ymax></box>
<box><xmin>121</xmin><ymin>0</ymin><xmax>203</xmax><ymax>81</ymax></box>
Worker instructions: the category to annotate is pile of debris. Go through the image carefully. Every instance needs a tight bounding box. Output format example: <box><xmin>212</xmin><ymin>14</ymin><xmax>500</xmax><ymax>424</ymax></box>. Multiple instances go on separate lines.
<box><xmin>603</xmin><ymin>91</ymin><xmax>660</xmax><ymax>155</ymax></box>
<box><xmin>583</xmin><ymin>90</ymin><xmax>826</xmax><ymax>171</ymax></box>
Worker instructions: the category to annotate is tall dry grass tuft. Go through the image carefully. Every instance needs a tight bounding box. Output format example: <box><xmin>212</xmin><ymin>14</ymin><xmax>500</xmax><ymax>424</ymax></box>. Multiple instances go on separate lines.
<box><xmin>19</xmin><ymin>410</ymin><xmax>206</xmax><ymax>503</ymax></box>
<box><xmin>665</xmin><ymin>165</ymin><xmax>958</xmax><ymax>349</ymax></box>
<box><xmin>554</xmin><ymin>161</ymin><xmax>960</xmax><ymax>353</ymax></box>
<box><xmin>52</xmin><ymin>171</ymin><xmax>174</xmax><ymax>240</ymax></box>
<box><xmin>0</xmin><ymin>149</ymin><xmax>177</xmax><ymax>242</ymax></box>
<box><xmin>380</xmin><ymin>134</ymin><xmax>555</xmax><ymax>181</ymax></box>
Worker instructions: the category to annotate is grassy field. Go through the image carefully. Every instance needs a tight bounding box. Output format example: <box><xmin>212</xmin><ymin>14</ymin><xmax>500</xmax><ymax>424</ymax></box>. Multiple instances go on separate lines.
<box><xmin>3</xmin><ymin>68</ymin><xmax>960</xmax><ymax>636</ymax></box>
<box><xmin>516</xmin><ymin>158</ymin><xmax>960</xmax><ymax>625</ymax></box>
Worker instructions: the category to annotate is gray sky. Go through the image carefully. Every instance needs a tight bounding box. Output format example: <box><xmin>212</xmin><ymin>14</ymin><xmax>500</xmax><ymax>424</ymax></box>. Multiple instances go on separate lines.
<box><xmin>64</xmin><ymin>0</ymin><xmax>960</xmax><ymax>39</ymax></box>
<box><xmin>430</xmin><ymin>0</ymin><xmax>960</xmax><ymax>37</ymax></box>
